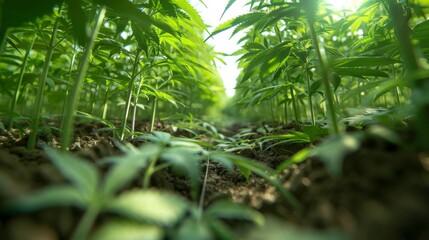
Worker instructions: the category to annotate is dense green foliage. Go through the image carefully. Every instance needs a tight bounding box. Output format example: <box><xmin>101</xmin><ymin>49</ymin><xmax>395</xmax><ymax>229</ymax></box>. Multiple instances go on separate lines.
<box><xmin>220</xmin><ymin>0</ymin><xmax>429</xmax><ymax>135</ymax></box>
<box><xmin>1</xmin><ymin>0</ymin><xmax>429</xmax><ymax>239</ymax></box>
<box><xmin>0</xmin><ymin>0</ymin><xmax>225</xmax><ymax>148</ymax></box>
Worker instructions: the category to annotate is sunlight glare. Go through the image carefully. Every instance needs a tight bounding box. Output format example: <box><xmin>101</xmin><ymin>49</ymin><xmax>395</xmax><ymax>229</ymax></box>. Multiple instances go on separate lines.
<box><xmin>324</xmin><ymin>0</ymin><xmax>365</xmax><ymax>11</ymax></box>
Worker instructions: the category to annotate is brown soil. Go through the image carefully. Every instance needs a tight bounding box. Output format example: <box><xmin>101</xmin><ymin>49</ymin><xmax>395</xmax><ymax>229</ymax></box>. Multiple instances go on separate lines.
<box><xmin>1</xmin><ymin>121</ymin><xmax>429</xmax><ymax>240</ymax></box>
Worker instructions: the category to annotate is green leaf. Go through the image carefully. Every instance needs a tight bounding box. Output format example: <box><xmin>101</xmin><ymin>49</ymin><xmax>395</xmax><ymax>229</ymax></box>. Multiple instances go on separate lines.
<box><xmin>206</xmin><ymin>152</ymin><xmax>234</xmax><ymax>171</ymax></box>
<box><xmin>172</xmin><ymin>0</ymin><xmax>206</xmax><ymax>29</ymax></box>
<box><xmin>0</xmin><ymin>0</ymin><xmax>60</xmax><ymax>39</ymax></box>
<box><xmin>302</xmin><ymin>125</ymin><xmax>329</xmax><ymax>142</ymax></box>
<box><xmin>220</xmin><ymin>0</ymin><xmax>237</xmax><ymax>19</ymax></box>
<box><xmin>209</xmin><ymin>12</ymin><xmax>266</xmax><ymax>39</ymax></box>
<box><xmin>160</xmin><ymin>146</ymin><xmax>203</xmax><ymax>194</ymax></box>
<box><xmin>94</xmin><ymin>0</ymin><xmax>177</xmax><ymax>36</ymax></box>
<box><xmin>260</xmin><ymin>131</ymin><xmax>311</xmax><ymax>146</ymax></box>
<box><xmin>333</xmin><ymin>67</ymin><xmax>389</xmax><ymax>78</ymax></box>
<box><xmin>176</xmin><ymin>218</ymin><xmax>213</xmax><ymax>240</ymax></box>
<box><xmin>65</xmin><ymin>0</ymin><xmax>88</xmax><ymax>46</ymax></box>
<box><xmin>106</xmin><ymin>190</ymin><xmax>189</xmax><ymax>226</ymax></box>
<box><xmin>332</xmin><ymin>56</ymin><xmax>399</xmax><ymax>67</ymax></box>
<box><xmin>276</xmin><ymin>148</ymin><xmax>312</xmax><ymax>172</ymax></box>
<box><xmin>205</xmin><ymin>200</ymin><xmax>264</xmax><ymax>226</ymax></box>
<box><xmin>207</xmin><ymin>218</ymin><xmax>237</xmax><ymax>240</ymax></box>
<box><xmin>91</xmin><ymin>220</ymin><xmax>163</xmax><ymax>240</ymax></box>
<box><xmin>102</xmin><ymin>152</ymin><xmax>150</xmax><ymax>198</ymax></box>
<box><xmin>0</xmin><ymin>186</ymin><xmax>85</xmax><ymax>214</ymax></box>
<box><xmin>45</xmin><ymin>147</ymin><xmax>99</xmax><ymax>198</ymax></box>
<box><xmin>138</xmin><ymin>131</ymin><xmax>172</xmax><ymax>145</ymax></box>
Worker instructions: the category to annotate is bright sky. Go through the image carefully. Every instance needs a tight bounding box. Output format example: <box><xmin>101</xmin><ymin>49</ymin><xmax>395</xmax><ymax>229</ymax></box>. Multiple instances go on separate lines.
<box><xmin>191</xmin><ymin>0</ymin><xmax>250</xmax><ymax>97</ymax></box>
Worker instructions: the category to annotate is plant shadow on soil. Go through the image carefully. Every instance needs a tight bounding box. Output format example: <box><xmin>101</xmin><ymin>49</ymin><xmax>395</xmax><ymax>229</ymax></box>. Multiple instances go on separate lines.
<box><xmin>1</xmin><ymin>120</ymin><xmax>429</xmax><ymax>240</ymax></box>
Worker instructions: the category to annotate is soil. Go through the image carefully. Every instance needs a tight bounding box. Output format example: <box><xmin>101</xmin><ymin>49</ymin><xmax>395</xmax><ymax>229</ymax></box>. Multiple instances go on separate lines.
<box><xmin>1</xmin><ymin>120</ymin><xmax>429</xmax><ymax>240</ymax></box>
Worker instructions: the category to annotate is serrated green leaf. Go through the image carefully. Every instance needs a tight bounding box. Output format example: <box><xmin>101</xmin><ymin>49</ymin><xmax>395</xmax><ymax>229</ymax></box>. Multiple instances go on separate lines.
<box><xmin>0</xmin><ymin>186</ymin><xmax>85</xmax><ymax>214</ymax></box>
<box><xmin>91</xmin><ymin>220</ymin><xmax>163</xmax><ymax>240</ymax></box>
<box><xmin>276</xmin><ymin>148</ymin><xmax>312</xmax><ymax>172</ymax></box>
<box><xmin>65</xmin><ymin>0</ymin><xmax>88</xmax><ymax>46</ymax></box>
<box><xmin>220</xmin><ymin>0</ymin><xmax>237</xmax><ymax>19</ymax></box>
<box><xmin>160</xmin><ymin>146</ymin><xmax>203</xmax><ymax>195</ymax></box>
<box><xmin>207</xmin><ymin>218</ymin><xmax>236</xmax><ymax>240</ymax></box>
<box><xmin>102</xmin><ymin>155</ymin><xmax>149</xmax><ymax>199</ymax></box>
<box><xmin>176</xmin><ymin>218</ymin><xmax>213</xmax><ymax>240</ymax></box>
<box><xmin>138</xmin><ymin>131</ymin><xmax>172</xmax><ymax>145</ymax></box>
<box><xmin>172</xmin><ymin>0</ymin><xmax>206</xmax><ymax>29</ymax></box>
<box><xmin>94</xmin><ymin>0</ymin><xmax>177</xmax><ymax>36</ymax></box>
<box><xmin>45</xmin><ymin>148</ymin><xmax>99</xmax><ymax>198</ymax></box>
<box><xmin>107</xmin><ymin>190</ymin><xmax>189</xmax><ymax>226</ymax></box>
<box><xmin>332</xmin><ymin>57</ymin><xmax>399</xmax><ymax>67</ymax></box>
<box><xmin>205</xmin><ymin>200</ymin><xmax>264</xmax><ymax>226</ymax></box>
<box><xmin>302</xmin><ymin>125</ymin><xmax>329</xmax><ymax>142</ymax></box>
<box><xmin>206</xmin><ymin>152</ymin><xmax>234</xmax><ymax>170</ymax></box>
<box><xmin>209</xmin><ymin>12</ymin><xmax>266</xmax><ymax>39</ymax></box>
<box><xmin>333</xmin><ymin>67</ymin><xmax>389</xmax><ymax>78</ymax></box>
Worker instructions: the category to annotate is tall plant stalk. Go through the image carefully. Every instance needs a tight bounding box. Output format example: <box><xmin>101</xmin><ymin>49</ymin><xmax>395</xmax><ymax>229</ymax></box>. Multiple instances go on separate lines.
<box><xmin>60</xmin><ymin>50</ymin><xmax>77</xmax><ymax>131</ymax></box>
<box><xmin>61</xmin><ymin>6</ymin><xmax>106</xmax><ymax>150</ymax></box>
<box><xmin>9</xmin><ymin>37</ymin><xmax>36</xmax><ymax>129</ymax></box>
<box><xmin>120</xmin><ymin>50</ymin><xmax>141</xmax><ymax>140</ymax></box>
<box><xmin>302</xmin><ymin>0</ymin><xmax>339</xmax><ymax>134</ymax></box>
<box><xmin>28</xmin><ymin>8</ymin><xmax>62</xmax><ymax>149</ymax></box>
<box><xmin>150</xmin><ymin>97</ymin><xmax>158</xmax><ymax>133</ymax></box>
<box><xmin>384</xmin><ymin>0</ymin><xmax>429</xmax><ymax>151</ymax></box>
<box><xmin>305</xmin><ymin>63</ymin><xmax>316</xmax><ymax>125</ymax></box>
<box><xmin>131</xmin><ymin>74</ymin><xmax>145</xmax><ymax>136</ymax></box>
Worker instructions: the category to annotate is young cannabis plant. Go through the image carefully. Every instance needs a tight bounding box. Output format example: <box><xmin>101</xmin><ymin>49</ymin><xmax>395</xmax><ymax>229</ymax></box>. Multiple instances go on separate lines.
<box><xmin>0</xmin><ymin>146</ymin><xmax>189</xmax><ymax>240</ymax></box>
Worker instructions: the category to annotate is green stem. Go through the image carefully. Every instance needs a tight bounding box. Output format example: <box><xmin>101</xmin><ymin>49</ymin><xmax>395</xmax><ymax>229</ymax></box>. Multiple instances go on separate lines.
<box><xmin>290</xmin><ymin>87</ymin><xmax>301</xmax><ymax>125</ymax></box>
<box><xmin>61</xmin><ymin>51</ymin><xmax>77</xmax><ymax>131</ymax></box>
<box><xmin>150</xmin><ymin>97</ymin><xmax>158</xmax><ymax>133</ymax></box>
<box><xmin>102</xmin><ymin>84</ymin><xmax>109</xmax><ymax>119</ymax></box>
<box><xmin>61</xmin><ymin>6</ymin><xmax>106</xmax><ymax>150</ymax></box>
<box><xmin>143</xmin><ymin>153</ymin><xmax>160</xmax><ymax>189</ymax></box>
<box><xmin>70</xmin><ymin>203</ymin><xmax>100</xmax><ymax>240</ymax></box>
<box><xmin>0</xmin><ymin>28</ymin><xmax>10</xmax><ymax>53</ymax></box>
<box><xmin>120</xmin><ymin>50</ymin><xmax>141</xmax><ymax>140</ymax></box>
<box><xmin>9</xmin><ymin>37</ymin><xmax>36</xmax><ymax>129</ymax></box>
<box><xmin>28</xmin><ymin>8</ymin><xmax>62</xmax><ymax>149</ymax></box>
<box><xmin>305</xmin><ymin>3</ymin><xmax>339</xmax><ymax>134</ymax></box>
<box><xmin>131</xmin><ymin>74</ymin><xmax>144</xmax><ymax>136</ymax></box>
<box><xmin>305</xmin><ymin>63</ymin><xmax>316</xmax><ymax>125</ymax></box>
<box><xmin>385</xmin><ymin>0</ymin><xmax>429</xmax><ymax>151</ymax></box>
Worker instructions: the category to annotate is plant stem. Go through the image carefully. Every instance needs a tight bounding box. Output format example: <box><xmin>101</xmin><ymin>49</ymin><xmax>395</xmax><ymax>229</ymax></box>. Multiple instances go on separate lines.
<box><xmin>0</xmin><ymin>28</ymin><xmax>10</xmax><ymax>53</ymax></box>
<box><xmin>303</xmin><ymin>1</ymin><xmax>339</xmax><ymax>134</ymax></box>
<box><xmin>61</xmin><ymin>51</ymin><xmax>77</xmax><ymax>131</ymax></box>
<box><xmin>102</xmin><ymin>84</ymin><xmax>109</xmax><ymax>119</ymax></box>
<box><xmin>198</xmin><ymin>159</ymin><xmax>210</xmax><ymax>213</ymax></box>
<box><xmin>150</xmin><ymin>97</ymin><xmax>158</xmax><ymax>133</ymax></box>
<box><xmin>61</xmin><ymin>6</ymin><xmax>106</xmax><ymax>150</ymax></box>
<box><xmin>305</xmin><ymin>63</ymin><xmax>316</xmax><ymax>125</ymax></box>
<box><xmin>132</xmin><ymin>74</ymin><xmax>144</xmax><ymax>137</ymax></box>
<box><xmin>9</xmin><ymin>37</ymin><xmax>36</xmax><ymax>129</ymax></box>
<box><xmin>70</xmin><ymin>203</ymin><xmax>100</xmax><ymax>240</ymax></box>
<box><xmin>385</xmin><ymin>0</ymin><xmax>429</xmax><ymax>151</ymax></box>
<box><xmin>28</xmin><ymin>8</ymin><xmax>62</xmax><ymax>149</ymax></box>
<box><xmin>143</xmin><ymin>153</ymin><xmax>160</xmax><ymax>189</ymax></box>
<box><xmin>120</xmin><ymin>50</ymin><xmax>141</xmax><ymax>140</ymax></box>
<box><xmin>290</xmin><ymin>87</ymin><xmax>300</xmax><ymax>125</ymax></box>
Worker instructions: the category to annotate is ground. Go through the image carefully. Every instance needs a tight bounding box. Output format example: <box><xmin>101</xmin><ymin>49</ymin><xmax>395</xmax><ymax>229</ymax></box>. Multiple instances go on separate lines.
<box><xmin>1</xmin><ymin>120</ymin><xmax>429</xmax><ymax>240</ymax></box>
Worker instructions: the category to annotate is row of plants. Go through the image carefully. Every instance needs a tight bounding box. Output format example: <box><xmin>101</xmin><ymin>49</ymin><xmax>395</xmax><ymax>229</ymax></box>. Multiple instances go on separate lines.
<box><xmin>1</xmin><ymin>0</ymin><xmax>429</xmax><ymax>239</ymax></box>
<box><xmin>218</xmin><ymin>0</ymin><xmax>429</xmax><ymax>144</ymax></box>
<box><xmin>0</xmin><ymin>0</ymin><xmax>225</xmax><ymax>150</ymax></box>
<box><xmin>1</xmin><ymin>130</ymin><xmax>283</xmax><ymax>239</ymax></box>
